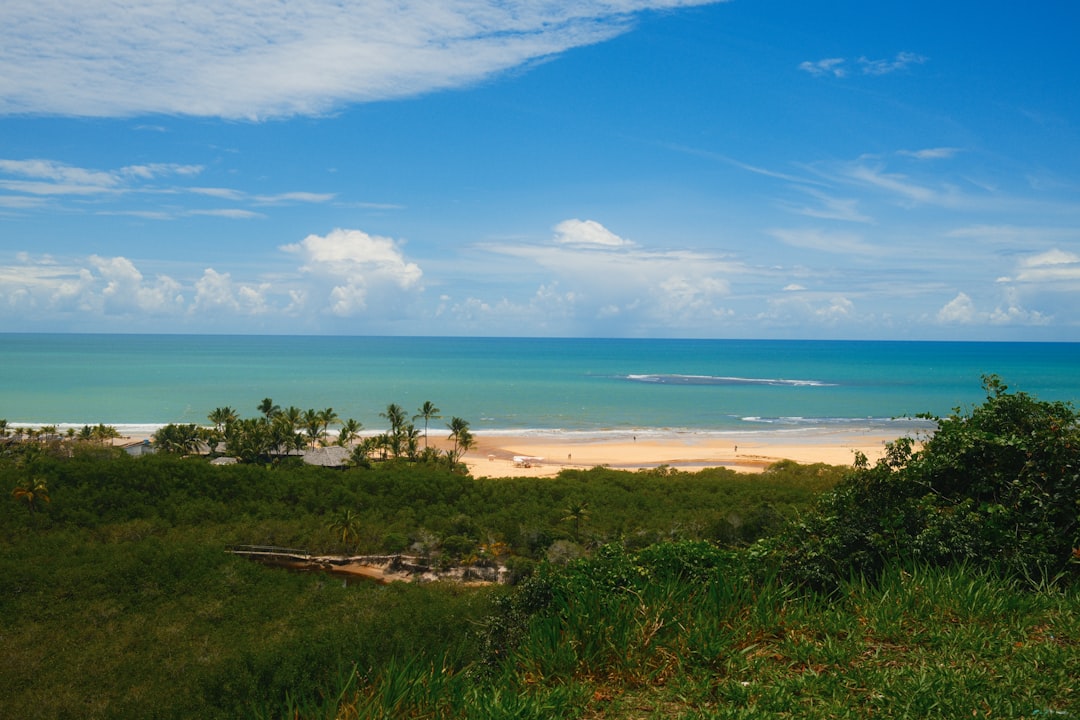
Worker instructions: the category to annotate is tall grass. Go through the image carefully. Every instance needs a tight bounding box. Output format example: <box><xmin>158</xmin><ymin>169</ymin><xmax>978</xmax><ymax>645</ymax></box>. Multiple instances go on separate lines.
<box><xmin>315</xmin><ymin>545</ymin><xmax>1078</xmax><ymax>719</ymax></box>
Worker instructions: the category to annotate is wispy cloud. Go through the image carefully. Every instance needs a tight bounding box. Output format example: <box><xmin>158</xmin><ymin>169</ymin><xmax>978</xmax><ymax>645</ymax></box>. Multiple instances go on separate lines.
<box><xmin>0</xmin><ymin>158</ymin><xmax>203</xmax><ymax>196</ymax></box>
<box><xmin>798</xmin><ymin>58</ymin><xmax>847</xmax><ymax>78</ymax></box>
<box><xmin>1</xmin><ymin>158</ymin><xmax>339</xmax><ymax>218</ymax></box>
<box><xmin>768</xmin><ymin>228</ymin><xmax>882</xmax><ymax>256</ymax></box>
<box><xmin>799</xmin><ymin>52</ymin><xmax>927</xmax><ymax>78</ymax></box>
<box><xmin>899</xmin><ymin>147</ymin><xmax>961</xmax><ymax>161</ymax></box>
<box><xmin>0</xmin><ymin>0</ymin><xmax>728</xmax><ymax>120</ymax></box>
<box><xmin>783</xmin><ymin>187</ymin><xmax>873</xmax><ymax>223</ymax></box>
<box><xmin>857</xmin><ymin>51</ymin><xmax>927</xmax><ymax>75</ymax></box>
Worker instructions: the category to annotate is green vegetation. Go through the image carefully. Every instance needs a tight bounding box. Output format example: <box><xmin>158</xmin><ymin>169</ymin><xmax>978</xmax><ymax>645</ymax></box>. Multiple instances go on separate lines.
<box><xmin>1</xmin><ymin>377</ymin><xmax>1078</xmax><ymax>718</ymax></box>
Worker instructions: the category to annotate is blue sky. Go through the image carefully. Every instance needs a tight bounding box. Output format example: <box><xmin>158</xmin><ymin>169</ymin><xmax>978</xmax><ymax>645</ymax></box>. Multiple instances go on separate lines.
<box><xmin>1</xmin><ymin>0</ymin><xmax>1079</xmax><ymax>339</ymax></box>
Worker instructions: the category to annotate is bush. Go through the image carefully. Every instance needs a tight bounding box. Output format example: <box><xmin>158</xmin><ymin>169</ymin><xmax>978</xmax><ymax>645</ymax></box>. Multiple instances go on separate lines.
<box><xmin>780</xmin><ymin>376</ymin><xmax>1080</xmax><ymax>590</ymax></box>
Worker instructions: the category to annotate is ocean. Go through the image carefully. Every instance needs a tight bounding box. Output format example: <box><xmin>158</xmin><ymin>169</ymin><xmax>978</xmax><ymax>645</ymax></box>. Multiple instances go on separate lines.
<box><xmin>1</xmin><ymin>334</ymin><xmax>1078</xmax><ymax>438</ymax></box>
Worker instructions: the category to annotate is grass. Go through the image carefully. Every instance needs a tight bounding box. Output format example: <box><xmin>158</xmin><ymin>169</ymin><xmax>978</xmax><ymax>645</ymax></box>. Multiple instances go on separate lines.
<box><xmin>321</xmin><ymin>550</ymin><xmax>1079</xmax><ymax>719</ymax></box>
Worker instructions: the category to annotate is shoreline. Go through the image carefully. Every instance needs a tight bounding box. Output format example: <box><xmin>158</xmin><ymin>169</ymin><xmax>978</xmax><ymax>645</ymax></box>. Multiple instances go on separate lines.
<box><xmin>9</xmin><ymin>422</ymin><xmax>924</xmax><ymax>477</ymax></box>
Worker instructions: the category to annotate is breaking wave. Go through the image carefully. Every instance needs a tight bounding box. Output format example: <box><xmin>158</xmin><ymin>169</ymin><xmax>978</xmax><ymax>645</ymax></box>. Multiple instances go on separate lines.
<box><xmin>624</xmin><ymin>374</ymin><xmax>835</xmax><ymax>387</ymax></box>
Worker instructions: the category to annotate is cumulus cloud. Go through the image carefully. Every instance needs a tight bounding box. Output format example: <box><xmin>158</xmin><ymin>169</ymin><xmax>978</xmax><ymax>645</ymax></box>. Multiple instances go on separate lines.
<box><xmin>0</xmin><ymin>0</ymin><xmax>727</xmax><ymax>119</ymax></box>
<box><xmin>281</xmin><ymin>228</ymin><xmax>423</xmax><ymax>317</ymax></box>
<box><xmin>758</xmin><ymin>294</ymin><xmax>857</xmax><ymax>328</ymax></box>
<box><xmin>191</xmin><ymin>268</ymin><xmax>274</xmax><ymax>315</ymax></box>
<box><xmin>90</xmin><ymin>255</ymin><xmax>185</xmax><ymax>315</ymax></box>
<box><xmin>936</xmin><ymin>292</ymin><xmax>976</xmax><ymax>324</ymax></box>
<box><xmin>936</xmin><ymin>290</ymin><xmax>1049</xmax><ymax>326</ymax></box>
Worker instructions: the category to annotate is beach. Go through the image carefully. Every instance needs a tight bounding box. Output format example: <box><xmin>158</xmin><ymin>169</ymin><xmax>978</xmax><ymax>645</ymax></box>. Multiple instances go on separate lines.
<box><xmin>460</xmin><ymin>428</ymin><xmax>909</xmax><ymax>478</ymax></box>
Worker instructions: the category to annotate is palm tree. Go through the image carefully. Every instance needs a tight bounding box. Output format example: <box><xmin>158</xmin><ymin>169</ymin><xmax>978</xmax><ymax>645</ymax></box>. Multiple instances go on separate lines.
<box><xmin>403</xmin><ymin>423</ymin><xmax>421</xmax><ymax>460</ymax></box>
<box><xmin>317</xmin><ymin>407</ymin><xmax>339</xmax><ymax>439</ymax></box>
<box><xmin>337</xmin><ymin>418</ymin><xmax>362</xmax><ymax>446</ymax></box>
<box><xmin>91</xmin><ymin>424</ymin><xmax>121</xmax><ymax>445</ymax></box>
<box><xmin>301</xmin><ymin>408</ymin><xmax>324</xmax><ymax>449</ymax></box>
<box><xmin>326</xmin><ymin>508</ymin><xmax>363</xmax><ymax>550</ymax></box>
<box><xmin>208</xmin><ymin>406</ymin><xmax>238</xmax><ymax>432</ymax></box>
<box><xmin>257</xmin><ymin>397</ymin><xmax>280</xmax><ymax>419</ymax></box>
<box><xmin>446</xmin><ymin>416</ymin><xmax>474</xmax><ymax>464</ymax></box>
<box><xmin>381</xmin><ymin>403</ymin><xmax>407</xmax><ymax>457</ymax></box>
<box><xmin>414</xmin><ymin>401</ymin><xmax>441</xmax><ymax>448</ymax></box>
<box><xmin>562</xmin><ymin>500</ymin><xmax>590</xmax><ymax>541</ymax></box>
<box><xmin>280</xmin><ymin>405</ymin><xmax>303</xmax><ymax>429</ymax></box>
<box><xmin>12</xmin><ymin>476</ymin><xmax>50</xmax><ymax>513</ymax></box>
<box><xmin>381</xmin><ymin>403</ymin><xmax>406</xmax><ymax>433</ymax></box>
<box><xmin>152</xmin><ymin>423</ymin><xmax>201</xmax><ymax>455</ymax></box>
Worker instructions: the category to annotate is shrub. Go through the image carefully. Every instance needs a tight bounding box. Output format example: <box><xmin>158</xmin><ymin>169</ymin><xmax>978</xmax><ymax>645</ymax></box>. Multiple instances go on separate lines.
<box><xmin>780</xmin><ymin>376</ymin><xmax>1080</xmax><ymax>590</ymax></box>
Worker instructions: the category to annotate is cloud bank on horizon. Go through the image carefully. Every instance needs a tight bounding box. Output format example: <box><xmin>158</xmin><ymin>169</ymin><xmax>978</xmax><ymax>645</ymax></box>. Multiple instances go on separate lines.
<box><xmin>1</xmin><ymin>0</ymin><xmax>1078</xmax><ymax>339</ymax></box>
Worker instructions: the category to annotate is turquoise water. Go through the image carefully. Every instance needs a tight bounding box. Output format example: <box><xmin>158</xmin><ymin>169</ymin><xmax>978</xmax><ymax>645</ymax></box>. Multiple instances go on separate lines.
<box><xmin>1</xmin><ymin>334</ymin><xmax>1078</xmax><ymax>436</ymax></box>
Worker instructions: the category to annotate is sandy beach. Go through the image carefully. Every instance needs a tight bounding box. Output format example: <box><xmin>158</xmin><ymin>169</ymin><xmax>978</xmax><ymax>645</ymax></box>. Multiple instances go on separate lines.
<box><xmin>460</xmin><ymin>429</ymin><xmax>914</xmax><ymax>478</ymax></box>
<box><xmin>101</xmin><ymin>425</ymin><xmax>919</xmax><ymax>477</ymax></box>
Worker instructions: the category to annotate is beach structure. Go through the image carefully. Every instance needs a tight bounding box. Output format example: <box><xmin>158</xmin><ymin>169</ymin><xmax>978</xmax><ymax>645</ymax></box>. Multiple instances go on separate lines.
<box><xmin>302</xmin><ymin>445</ymin><xmax>352</xmax><ymax>468</ymax></box>
<box><xmin>513</xmin><ymin>455</ymin><xmax>544</xmax><ymax>468</ymax></box>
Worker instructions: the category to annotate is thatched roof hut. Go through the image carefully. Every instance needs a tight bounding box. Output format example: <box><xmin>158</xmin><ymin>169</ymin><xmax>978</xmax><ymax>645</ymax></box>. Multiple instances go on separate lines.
<box><xmin>302</xmin><ymin>446</ymin><xmax>351</xmax><ymax>468</ymax></box>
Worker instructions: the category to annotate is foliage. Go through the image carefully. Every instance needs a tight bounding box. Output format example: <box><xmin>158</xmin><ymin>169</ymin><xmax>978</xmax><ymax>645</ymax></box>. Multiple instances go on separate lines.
<box><xmin>778</xmin><ymin>376</ymin><xmax>1080</xmax><ymax>590</ymax></box>
<box><xmin>360</xmin><ymin>544</ymin><xmax>1079</xmax><ymax>719</ymax></box>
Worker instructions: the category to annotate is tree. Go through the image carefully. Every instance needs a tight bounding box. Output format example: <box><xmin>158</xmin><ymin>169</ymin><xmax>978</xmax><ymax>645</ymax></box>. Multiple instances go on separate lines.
<box><xmin>91</xmin><ymin>424</ymin><xmax>121</xmax><ymax>445</ymax></box>
<box><xmin>317</xmin><ymin>407</ymin><xmax>339</xmax><ymax>439</ymax></box>
<box><xmin>337</xmin><ymin>418</ymin><xmax>362</xmax><ymax>446</ymax></box>
<box><xmin>562</xmin><ymin>501</ymin><xmax>591</xmax><ymax>541</ymax></box>
<box><xmin>780</xmin><ymin>376</ymin><xmax>1080</xmax><ymax>589</ymax></box>
<box><xmin>208</xmin><ymin>406</ymin><xmax>238</xmax><ymax>432</ymax></box>
<box><xmin>414</xmin><ymin>401</ymin><xmax>441</xmax><ymax>448</ymax></box>
<box><xmin>301</xmin><ymin>408</ymin><xmax>324</xmax><ymax>450</ymax></box>
<box><xmin>12</xmin><ymin>476</ymin><xmax>50</xmax><ymax>513</ymax></box>
<box><xmin>446</xmin><ymin>416</ymin><xmax>474</xmax><ymax>465</ymax></box>
<box><xmin>257</xmin><ymin>398</ymin><xmax>280</xmax><ymax>420</ymax></box>
<box><xmin>326</xmin><ymin>508</ymin><xmax>363</xmax><ymax>550</ymax></box>
<box><xmin>152</xmin><ymin>423</ymin><xmax>202</xmax><ymax>455</ymax></box>
<box><xmin>380</xmin><ymin>403</ymin><xmax>408</xmax><ymax>457</ymax></box>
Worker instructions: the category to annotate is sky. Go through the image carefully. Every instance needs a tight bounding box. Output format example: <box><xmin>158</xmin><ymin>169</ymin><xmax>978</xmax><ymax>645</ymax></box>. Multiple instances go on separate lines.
<box><xmin>1</xmin><ymin>0</ymin><xmax>1079</xmax><ymax>340</ymax></box>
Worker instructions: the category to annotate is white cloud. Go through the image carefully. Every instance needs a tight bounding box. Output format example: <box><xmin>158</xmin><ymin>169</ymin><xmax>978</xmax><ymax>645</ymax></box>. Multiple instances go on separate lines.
<box><xmin>857</xmin><ymin>52</ymin><xmax>927</xmax><ymax>75</ymax></box>
<box><xmin>90</xmin><ymin>255</ymin><xmax>185</xmax><ymax>315</ymax></box>
<box><xmin>0</xmin><ymin>0</ymin><xmax>728</xmax><ymax>119</ymax></box>
<box><xmin>900</xmin><ymin>147</ymin><xmax>960</xmax><ymax>161</ymax></box>
<box><xmin>935</xmin><ymin>290</ymin><xmax>1049</xmax><ymax>326</ymax></box>
<box><xmin>936</xmin><ymin>292</ymin><xmax>976</xmax><ymax>324</ymax></box>
<box><xmin>553</xmin><ymin>218</ymin><xmax>632</xmax><ymax>247</ymax></box>
<box><xmin>281</xmin><ymin>228</ymin><xmax>423</xmax><ymax>317</ymax></box>
<box><xmin>785</xmin><ymin>188</ymin><xmax>872</xmax><ymax>223</ymax></box>
<box><xmin>798</xmin><ymin>58</ymin><xmax>846</xmax><ymax>77</ymax></box>
<box><xmin>191</xmin><ymin>268</ymin><xmax>275</xmax><ymax>316</ymax></box>
<box><xmin>1013</xmin><ymin>248</ymin><xmax>1080</xmax><ymax>283</ymax></box>
<box><xmin>800</xmin><ymin>52</ymin><xmax>926</xmax><ymax>79</ymax></box>
<box><xmin>758</xmin><ymin>294</ymin><xmax>857</xmax><ymax>327</ymax></box>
